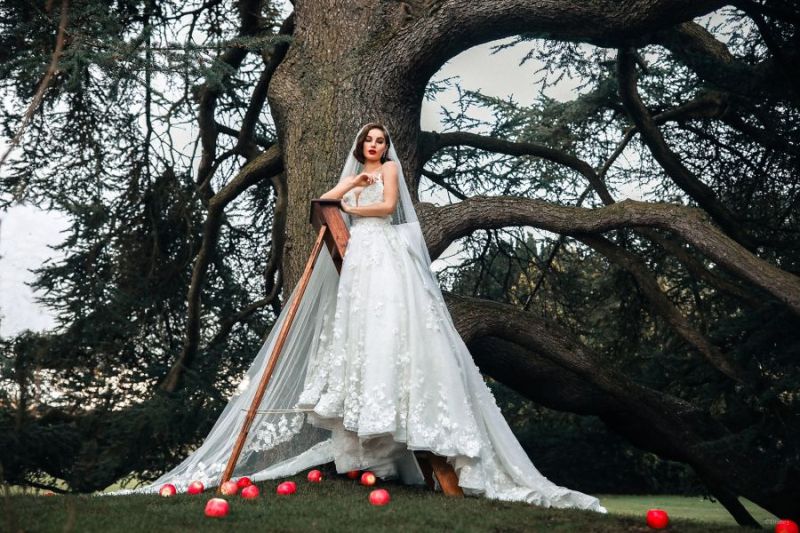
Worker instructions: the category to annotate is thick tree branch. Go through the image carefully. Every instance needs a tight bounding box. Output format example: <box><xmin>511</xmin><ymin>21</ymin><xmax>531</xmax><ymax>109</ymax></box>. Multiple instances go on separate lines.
<box><xmin>446</xmin><ymin>294</ymin><xmax>777</xmax><ymax>523</ymax></box>
<box><xmin>445</xmin><ymin>292</ymin><xmax>726</xmax><ymax>443</ymax></box>
<box><xmin>1</xmin><ymin>0</ymin><xmax>70</xmax><ymax>189</ymax></box>
<box><xmin>466</xmin><ymin>335</ymin><xmax>762</xmax><ymax>525</ymax></box>
<box><xmin>236</xmin><ymin>13</ymin><xmax>295</xmax><ymax>157</ymax></box>
<box><xmin>388</xmin><ymin>0</ymin><xmax>725</xmax><ymax>96</ymax></box>
<box><xmin>419</xmin><ymin>90</ymin><xmax>761</xmax><ymax>309</ymax></box>
<box><xmin>617</xmin><ymin>47</ymin><xmax>755</xmax><ymax>250</ymax></box>
<box><xmin>262</xmin><ymin>171</ymin><xmax>288</xmax><ymax>316</ymax></box>
<box><xmin>160</xmin><ymin>145</ymin><xmax>283</xmax><ymax>392</ymax></box>
<box><xmin>418</xmin><ymin>196</ymin><xmax>800</xmax><ymax>317</ymax></box>
<box><xmin>194</xmin><ymin>0</ymin><xmax>264</xmax><ymax>196</ymax></box>
<box><xmin>653</xmin><ymin>21</ymin><xmax>798</xmax><ymax>103</ymax></box>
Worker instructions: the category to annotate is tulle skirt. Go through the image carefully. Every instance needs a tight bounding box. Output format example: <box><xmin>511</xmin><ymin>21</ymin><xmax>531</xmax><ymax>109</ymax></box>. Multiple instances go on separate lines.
<box><xmin>296</xmin><ymin>215</ymin><xmax>607</xmax><ymax>513</ymax></box>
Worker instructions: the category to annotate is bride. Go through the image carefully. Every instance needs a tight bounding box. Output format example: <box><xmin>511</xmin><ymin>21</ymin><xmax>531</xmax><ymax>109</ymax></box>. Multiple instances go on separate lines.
<box><xmin>108</xmin><ymin>123</ymin><xmax>607</xmax><ymax>514</ymax></box>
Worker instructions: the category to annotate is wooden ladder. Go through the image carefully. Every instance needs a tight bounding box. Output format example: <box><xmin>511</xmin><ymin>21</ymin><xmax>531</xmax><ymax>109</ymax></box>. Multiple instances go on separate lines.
<box><xmin>218</xmin><ymin>199</ymin><xmax>463</xmax><ymax>497</ymax></box>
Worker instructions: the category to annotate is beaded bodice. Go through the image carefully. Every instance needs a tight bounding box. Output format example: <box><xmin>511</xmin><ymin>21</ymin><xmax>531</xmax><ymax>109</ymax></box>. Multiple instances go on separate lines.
<box><xmin>343</xmin><ymin>171</ymin><xmax>384</xmax><ymax>207</ymax></box>
<box><xmin>343</xmin><ymin>171</ymin><xmax>390</xmax><ymax>226</ymax></box>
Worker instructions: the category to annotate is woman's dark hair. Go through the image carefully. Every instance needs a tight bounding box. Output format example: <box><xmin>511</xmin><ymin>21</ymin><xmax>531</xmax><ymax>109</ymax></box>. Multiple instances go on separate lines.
<box><xmin>353</xmin><ymin>123</ymin><xmax>392</xmax><ymax>164</ymax></box>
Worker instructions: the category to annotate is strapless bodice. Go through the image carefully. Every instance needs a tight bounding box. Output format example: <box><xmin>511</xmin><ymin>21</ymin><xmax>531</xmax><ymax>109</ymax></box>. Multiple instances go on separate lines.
<box><xmin>343</xmin><ymin>171</ymin><xmax>384</xmax><ymax>208</ymax></box>
<box><xmin>344</xmin><ymin>171</ymin><xmax>391</xmax><ymax>227</ymax></box>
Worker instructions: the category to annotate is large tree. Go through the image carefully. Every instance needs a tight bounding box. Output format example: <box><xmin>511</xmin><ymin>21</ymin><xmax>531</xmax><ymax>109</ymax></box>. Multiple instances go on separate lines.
<box><xmin>1</xmin><ymin>0</ymin><xmax>799</xmax><ymax>526</ymax></box>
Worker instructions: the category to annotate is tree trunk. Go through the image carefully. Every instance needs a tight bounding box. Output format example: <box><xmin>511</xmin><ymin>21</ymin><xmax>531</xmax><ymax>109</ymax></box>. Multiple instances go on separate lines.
<box><xmin>267</xmin><ymin>1</ymin><xmax>424</xmax><ymax>288</ymax></box>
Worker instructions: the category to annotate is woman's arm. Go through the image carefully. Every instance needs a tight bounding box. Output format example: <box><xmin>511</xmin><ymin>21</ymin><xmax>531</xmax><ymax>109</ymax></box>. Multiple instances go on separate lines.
<box><xmin>320</xmin><ymin>170</ymin><xmax>380</xmax><ymax>199</ymax></box>
<box><xmin>320</xmin><ymin>177</ymin><xmax>355</xmax><ymax>199</ymax></box>
<box><xmin>342</xmin><ymin>161</ymin><xmax>399</xmax><ymax>217</ymax></box>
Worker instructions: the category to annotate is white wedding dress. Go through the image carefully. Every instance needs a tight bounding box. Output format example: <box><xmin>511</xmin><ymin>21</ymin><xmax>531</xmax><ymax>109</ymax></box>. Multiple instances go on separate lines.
<box><xmin>104</xmin><ymin>128</ymin><xmax>605</xmax><ymax>514</ymax></box>
<box><xmin>293</xmin><ymin>171</ymin><xmax>607</xmax><ymax>512</ymax></box>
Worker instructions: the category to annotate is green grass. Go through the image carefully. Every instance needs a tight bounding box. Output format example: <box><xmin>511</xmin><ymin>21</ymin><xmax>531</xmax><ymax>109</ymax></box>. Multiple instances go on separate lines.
<box><xmin>598</xmin><ymin>494</ymin><xmax>777</xmax><ymax>529</ymax></box>
<box><xmin>3</xmin><ymin>474</ymin><xmax>780</xmax><ymax>532</ymax></box>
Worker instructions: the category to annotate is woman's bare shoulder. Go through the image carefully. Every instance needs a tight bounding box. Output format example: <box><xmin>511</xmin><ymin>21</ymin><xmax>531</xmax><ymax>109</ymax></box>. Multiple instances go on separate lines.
<box><xmin>382</xmin><ymin>160</ymin><xmax>399</xmax><ymax>178</ymax></box>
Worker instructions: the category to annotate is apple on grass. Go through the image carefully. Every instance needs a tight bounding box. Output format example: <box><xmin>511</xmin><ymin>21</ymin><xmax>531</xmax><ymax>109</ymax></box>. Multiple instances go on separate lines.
<box><xmin>369</xmin><ymin>489</ymin><xmax>390</xmax><ymax>506</ymax></box>
<box><xmin>276</xmin><ymin>481</ymin><xmax>297</xmax><ymax>495</ymax></box>
<box><xmin>646</xmin><ymin>509</ymin><xmax>669</xmax><ymax>529</ymax></box>
<box><xmin>236</xmin><ymin>476</ymin><xmax>252</xmax><ymax>489</ymax></box>
<box><xmin>220</xmin><ymin>480</ymin><xmax>239</xmax><ymax>496</ymax></box>
<box><xmin>776</xmin><ymin>520</ymin><xmax>799</xmax><ymax>533</ymax></box>
<box><xmin>346</xmin><ymin>470</ymin><xmax>361</xmax><ymax>479</ymax></box>
<box><xmin>241</xmin><ymin>485</ymin><xmax>260</xmax><ymax>499</ymax></box>
<box><xmin>187</xmin><ymin>481</ymin><xmax>205</xmax><ymax>495</ymax></box>
<box><xmin>360</xmin><ymin>471</ymin><xmax>377</xmax><ymax>486</ymax></box>
<box><xmin>204</xmin><ymin>498</ymin><xmax>230</xmax><ymax>518</ymax></box>
<box><xmin>159</xmin><ymin>484</ymin><xmax>177</xmax><ymax>497</ymax></box>
<box><xmin>307</xmin><ymin>469</ymin><xmax>323</xmax><ymax>483</ymax></box>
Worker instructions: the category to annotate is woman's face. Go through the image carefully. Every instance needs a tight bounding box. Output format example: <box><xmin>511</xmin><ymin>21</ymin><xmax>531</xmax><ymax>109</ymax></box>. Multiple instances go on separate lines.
<box><xmin>362</xmin><ymin>128</ymin><xmax>387</xmax><ymax>164</ymax></box>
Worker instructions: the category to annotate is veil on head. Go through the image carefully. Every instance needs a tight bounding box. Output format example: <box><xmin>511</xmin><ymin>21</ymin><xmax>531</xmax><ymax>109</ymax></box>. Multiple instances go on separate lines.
<box><xmin>104</xmin><ymin>123</ymin><xmax>434</xmax><ymax>496</ymax></box>
<box><xmin>337</xmin><ymin>123</ymin><xmax>417</xmax><ymax>227</ymax></box>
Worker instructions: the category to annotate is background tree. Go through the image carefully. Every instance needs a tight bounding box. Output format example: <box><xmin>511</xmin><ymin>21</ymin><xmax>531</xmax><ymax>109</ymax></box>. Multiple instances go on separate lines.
<box><xmin>1</xmin><ymin>0</ymin><xmax>799</xmax><ymax>526</ymax></box>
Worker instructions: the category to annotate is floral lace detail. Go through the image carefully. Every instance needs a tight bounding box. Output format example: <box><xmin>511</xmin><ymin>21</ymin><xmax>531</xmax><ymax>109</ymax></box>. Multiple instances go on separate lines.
<box><xmin>247</xmin><ymin>413</ymin><xmax>305</xmax><ymax>453</ymax></box>
<box><xmin>343</xmin><ymin>171</ymin><xmax>384</xmax><ymax>208</ymax></box>
<box><xmin>289</xmin><ymin>165</ymin><xmax>607</xmax><ymax>514</ymax></box>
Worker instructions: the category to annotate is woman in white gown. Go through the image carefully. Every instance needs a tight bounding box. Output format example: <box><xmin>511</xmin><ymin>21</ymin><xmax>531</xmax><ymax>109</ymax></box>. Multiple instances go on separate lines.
<box><xmin>295</xmin><ymin>123</ymin><xmax>605</xmax><ymax>512</ymax></box>
<box><xmin>107</xmin><ymin>123</ymin><xmax>606</xmax><ymax>514</ymax></box>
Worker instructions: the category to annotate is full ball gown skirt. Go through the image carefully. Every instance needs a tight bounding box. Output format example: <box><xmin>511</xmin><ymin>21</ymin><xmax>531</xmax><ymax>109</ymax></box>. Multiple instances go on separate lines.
<box><xmin>294</xmin><ymin>178</ymin><xmax>607</xmax><ymax>512</ymax></box>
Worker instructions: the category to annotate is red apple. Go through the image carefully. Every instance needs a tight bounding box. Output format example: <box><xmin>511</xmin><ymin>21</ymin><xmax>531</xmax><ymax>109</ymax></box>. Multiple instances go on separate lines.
<box><xmin>776</xmin><ymin>520</ymin><xmax>800</xmax><ymax>533</ymax></box>
<box><xmin>204</xmin><ymin>498</ymin><xmax>230</xmax><ymax>518</ymax></box>
<box><xmin>286</xmin><ymin>481</ymin><xmax>297</xmax><ymax>493</ymax></box>
<box><xmin>307</xmin><ymin>469</ymin><xmax>323</xmax><ymax>483</ymax></box>
<box><xmin>159</xmin><ymin>484</ymin><xmax>177</xmax><ymax>497</ymax></box>
<box><xmin>346</xmin><ymin>470</ymin><xmax>361</xmax><ymax>479</ymax></box>
<box><xmin>276</xmin><ymin>482</ymin><xmax>294</xmax><ymax>495</ymax></box>
<box><xmin>220</xmin><ymin>480</ymin><xmax>239</xmax><ymax>496</ymax></box>
<box><xmin>369</xmin><ymin>488</ymin><xmax>390</xmax><ymax>506</ymax></box>
<box><xmin>236</xmin><ymin>476</ymin><xmax>252</xmax><ymax>489</ymax></box>
<box><xmin>241</xmin><ymin>485</ymin><xmax>260</xmax><ymax>499</ymax></box>
<box><xmin>187</xmin><ymin>481</ymin><xmax>205</xmax><ymax>495</ymax></box>
<box><xmin>360</xmin><ymin>471</ymin><xmax>377</xmax><ymax>486</ymax></box>
<box><xmin>646</xmin><ymin>509</ymin><xmax>669</xmax><ymax>529</ymax></box>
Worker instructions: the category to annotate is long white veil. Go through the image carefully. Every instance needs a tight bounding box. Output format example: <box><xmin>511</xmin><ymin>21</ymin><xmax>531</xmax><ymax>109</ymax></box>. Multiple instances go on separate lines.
<box><xmin>104</xmin><ymin>125</ymin><xmax>607</xmax><ymax>514</ymax></box>
<box><xmin>105</xmin><ymin>125</ymin><xmax>427</xmax><ymax>495</ymax></box>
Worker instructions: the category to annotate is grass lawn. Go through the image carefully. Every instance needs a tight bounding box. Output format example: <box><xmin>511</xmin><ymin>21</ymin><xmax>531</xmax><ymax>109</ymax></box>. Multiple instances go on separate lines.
<box><xmin>598</xmin><ymin>494</ymin><xmax>777</xmax><ymax>529</ymax></box>
<box><xmin>3</xmin><ymin>473</ymin><xmax>779</xmax><ymax>532</ymax></box>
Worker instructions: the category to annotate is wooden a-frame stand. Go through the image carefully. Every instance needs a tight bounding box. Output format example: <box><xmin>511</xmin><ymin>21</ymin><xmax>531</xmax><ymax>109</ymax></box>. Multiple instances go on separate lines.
<box><xmin>217</xmin><ymin>199</ymin><xmax>463</xmax><ymax>496</ymax></box>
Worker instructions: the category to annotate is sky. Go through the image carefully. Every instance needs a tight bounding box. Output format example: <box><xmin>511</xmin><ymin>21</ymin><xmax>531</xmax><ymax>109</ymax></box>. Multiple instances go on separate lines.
<box><xmin>0</xmin><ymin>36</ymin><xmax>622</xmax><ymax>338</ymax></box>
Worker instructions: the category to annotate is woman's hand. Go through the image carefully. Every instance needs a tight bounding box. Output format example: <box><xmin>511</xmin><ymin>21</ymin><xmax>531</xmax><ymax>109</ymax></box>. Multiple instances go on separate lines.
<box><xmin>350</xmin><ymin>172</ymin><xmax>376</xmax><ymax>188</ymax></box>
<box><xmin>339</xmin><ymin>199</ymin><xmax>354</xmax><ymax>214</ymax></box>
